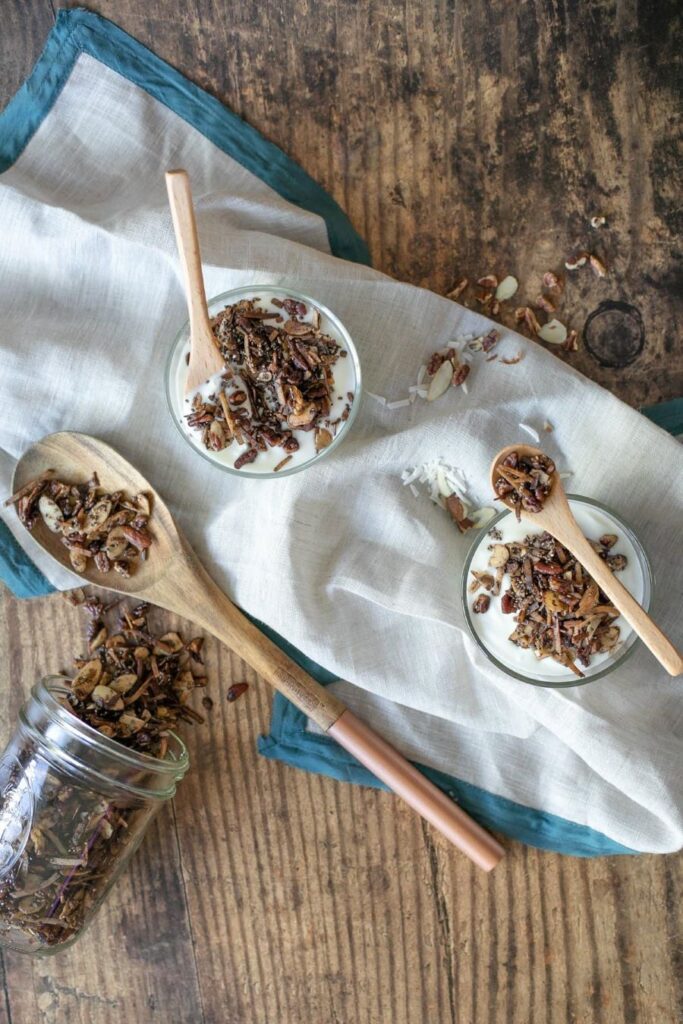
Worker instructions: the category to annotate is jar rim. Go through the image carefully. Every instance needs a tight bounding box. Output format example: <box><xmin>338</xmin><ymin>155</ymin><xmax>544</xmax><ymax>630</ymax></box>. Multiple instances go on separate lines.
<box><xmin>32</xmin><ymin>677</ymin><xmax>190</xmax><ymax>780</ymax></box>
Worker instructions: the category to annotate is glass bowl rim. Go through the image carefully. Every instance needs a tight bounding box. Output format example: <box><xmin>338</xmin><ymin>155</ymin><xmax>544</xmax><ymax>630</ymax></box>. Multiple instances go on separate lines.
<box><xmin>460</xmin><ymin>494</ymin><xmax>654</xmax><ymax>688</ymax></box>
<box><xmin>164</xmin><ymin>284</ymin><xmax>363</xmax><ymax>479</ymax></box>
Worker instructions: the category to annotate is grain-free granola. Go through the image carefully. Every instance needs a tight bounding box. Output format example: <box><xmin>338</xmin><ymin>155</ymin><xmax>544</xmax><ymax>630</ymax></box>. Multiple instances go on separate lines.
<box><xmin>0</xmin><ymin>601</ymin><xmax>209</xmax><ymax>949</ymax></box>
<box><xmin>186</xmin><ymin>297</ymin><xmax>348</xmax><ymax>468</ymax></box>
<box><xmin>493</xmin><ymin>450</ymin><xmax>556</xmax><ymax>520</ymax></box>
<box><xmin>5</xmin><ymin>472</ymin><xmax>152</xmax><ymax>577</ymax></box>
<box><xmin>64</xmin><ymin>597</ymin><xmax>208</xmax><ymax>755</ymax></box>
<box><xmin>470</xmin><ymin>530</ymin><xmax>627</xmax><ymax>676</ymax></box>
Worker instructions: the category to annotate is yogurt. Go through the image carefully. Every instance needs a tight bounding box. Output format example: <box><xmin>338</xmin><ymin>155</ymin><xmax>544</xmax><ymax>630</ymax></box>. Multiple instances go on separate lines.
<box><xmin>465</xmin><ymin>500</ymin><xmax>649</xmax><ymax>683</ymax></box>
<box><xmin>167</xmin><ymin>288</ymin><xmax>359</xmax><ymax>475</ymax></box>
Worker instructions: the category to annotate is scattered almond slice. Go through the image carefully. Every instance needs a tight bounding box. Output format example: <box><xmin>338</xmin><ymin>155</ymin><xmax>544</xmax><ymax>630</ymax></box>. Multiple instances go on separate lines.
<box><xmin>538</xmin><ymin>319</ymin><xmax>568</xmax><ymax>345</ymax></box>
<box><xmin>426</xmin><ymin>359</ymin><xmax>454</xmax><ymax>401</ymax></box>
<box><xmin>495</xmin><ymin>275</ymin><xmax>518</xmax><ymax>301</ymax></box>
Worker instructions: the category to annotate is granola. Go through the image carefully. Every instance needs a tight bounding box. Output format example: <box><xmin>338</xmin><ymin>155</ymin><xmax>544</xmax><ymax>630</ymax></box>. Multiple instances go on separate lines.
<box><xmin>493</xmin><ymin>450</ymin><xmax>556</xmax><ymax>520</ymax></box>
<box><xmin>6</xmin><ymin>473</ymin><xmax>152</xmax><ymax>577</ymax></box>
<box><xmin>470</xmin><ymin>530</ymin><xmax>627</xmax><ymax>676</ymax></box>
<box><xmin>62</xmin><ymin>598</ymin><xmax>208</xmax><ymax>756</ymax></box>
<box><xmin>185</xmin><ymin>296</ymin><xmax>349</xmax><ymax>469</ymax></box>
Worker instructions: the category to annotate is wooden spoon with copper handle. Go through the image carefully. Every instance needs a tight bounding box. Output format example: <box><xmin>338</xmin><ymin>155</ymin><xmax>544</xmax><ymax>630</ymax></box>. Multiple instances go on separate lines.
<box><xmin>491</xmin><ymin>444</ymin><xmax>683</xmax><ymax>677</ymax></box>
<box><xmin>10</xmin><ymin>432</ymin><xmax>505</xmax><ymax>871</ymax></box>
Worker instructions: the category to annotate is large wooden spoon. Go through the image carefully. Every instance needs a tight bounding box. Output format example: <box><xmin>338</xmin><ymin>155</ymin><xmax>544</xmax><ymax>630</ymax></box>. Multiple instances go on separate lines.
<box><xmin>165</xmin><ymin>169</ymin><xmax>224</xmax><ymax>394</ymax></box>
<box><xmin>491</xmin><ymin>444</ymin><xmax>683</xmax><ymax>677</ymax></box>
<box><xmin>11</xmin><ymin>432</ymin><xmax>504</xmax><ymax>871</ymax></box>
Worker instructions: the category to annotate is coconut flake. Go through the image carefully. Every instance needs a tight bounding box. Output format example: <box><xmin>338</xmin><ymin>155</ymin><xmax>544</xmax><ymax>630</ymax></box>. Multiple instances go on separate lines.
<box><xmin>495</xmin><ymin>275</ymin><xmax>519</xmax><ymax>301</ymax></box>
<box><xmin>366</xmin><ymin>391</ymin><xmax>387</xmax><ymax>405</ymax></box>
<box><xmin>386</xmin><ymin>398</ymin><xmax>411</xmax><ymax>409</ymax></box>
<box><xmin>417</xmin><ymin>365</ymin><xmax>427</xmax><ymax>386</ymax></box>
<box><xmin>409</xmin><ymin>483</ymin><xmax>419</xmax><ymax>498</ymax></box>
<box><xmin>538</xmin><ymin>319</ymin><xmax>568</xmax><ymax>345</ymax></box>
<box><xmin>518</xmin><ymin>422</ymin><xmax>540</xmax><ymax>443</ymax></box>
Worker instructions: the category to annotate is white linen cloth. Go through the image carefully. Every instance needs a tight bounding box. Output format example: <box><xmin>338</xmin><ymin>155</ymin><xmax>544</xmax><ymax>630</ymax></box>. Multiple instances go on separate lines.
<box><xmin>1</xmin><ymin>53</ymin><xmax>681</xmax><ymax>852</ymax></box>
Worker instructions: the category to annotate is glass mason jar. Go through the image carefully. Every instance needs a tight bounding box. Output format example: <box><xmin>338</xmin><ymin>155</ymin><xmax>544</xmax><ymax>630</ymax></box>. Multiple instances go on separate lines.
<box><xmin>0</xmin><ymin>677</ymin><xmax>188</xmax><ymax>956</ymax></box>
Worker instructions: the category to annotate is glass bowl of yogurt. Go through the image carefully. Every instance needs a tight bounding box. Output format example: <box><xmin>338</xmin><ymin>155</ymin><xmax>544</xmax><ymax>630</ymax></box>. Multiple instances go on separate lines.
<box><xmin>166</xmin><ymin>285</ymin><xmax>362</xmax><ymax>477</ymax></box>
<box><xmin>462</xmin><ymin>496</ymin><xmax>653</xmax><ymax>687</ymax></box>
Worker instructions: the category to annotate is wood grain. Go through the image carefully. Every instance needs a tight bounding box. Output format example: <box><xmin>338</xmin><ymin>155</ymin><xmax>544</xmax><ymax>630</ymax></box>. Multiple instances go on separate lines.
<box><xmin>1</xmin><ymin>2</ymin><xmax>682</xmax><ymax>1022</ymax></box>
<box><xmin>8</xmin><ymin>0</ymin><xmax>676</xmax><ymax>408</ymax></box>
<box><xmin>0</xmin><ymin>585</ymin><xmax>681</xmax><ymax>1024</ymax></box>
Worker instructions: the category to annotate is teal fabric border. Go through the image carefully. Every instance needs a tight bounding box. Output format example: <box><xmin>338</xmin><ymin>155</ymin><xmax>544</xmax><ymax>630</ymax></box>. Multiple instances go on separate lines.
<box><xmin>258</xmin><ymin>696</ymin><xmax>635</xmax><ymax>857</ymax></box>
<box><xmin>0</xmin><ymin>8</ymin><xmax>681</xmax><ymax>855</ymax></box>
<box><xmin>0</xmin><ymin>8</ymin><xmax>370</xmax><ymax>266</ymax></box>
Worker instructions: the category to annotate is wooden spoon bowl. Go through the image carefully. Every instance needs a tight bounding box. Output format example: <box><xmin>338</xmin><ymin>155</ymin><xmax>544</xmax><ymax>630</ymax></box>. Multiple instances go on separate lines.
<box><xmin>10</xmin><ymin>431</ymin><xmax>505</xmax><ymax>870</ymax></box>
<box><xmin>490</xmin><ymin>444</ymin><xmax>683</xmax><ymax>677</ymax></box>
<box><xmin>14</xmin><ymin>432</ymin><xmax>176</xmax><ymax>594</ymax></box>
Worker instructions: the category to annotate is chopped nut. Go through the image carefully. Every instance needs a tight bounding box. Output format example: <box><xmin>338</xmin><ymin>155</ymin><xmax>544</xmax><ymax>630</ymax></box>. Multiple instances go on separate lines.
<box><xmin>565</xmin><ymin>252</ymin><xmax>589</xmax><ymax>271</ymax></box>
<box><xmin>445</xmin><ymin>494</ymin><xmax>475</xmax><ymax>532</ymax></box>
<box><xmin>185</xmin><ymin>296</ymin><xmax>347</xmax><ymax>470</ymax></box>
<box><xmin>562</xmin><ymin>329</ymin><xmax>579</xmax><ymax>352</ymax></box>
<box><xmin>514</xmin><ymin>307</ymin><xmax>541</xmax><ymax>336</ymax></box>
<box><xmin>590</xmin><ymin>215</ymin><xmax>606</xmax><ymax>228</ymax></box>
<box><xmin>535</xmin><ymin>294</ymin><xmax>556</xmax><ymax>315</ymax></box>
<box><xmin>446</xmin><ymin>277</ymin><xmax>468</xmax><ymax>300</ymax></box>
<box><xmin>472</xmin><ymin>594</ymin><xmax>490</xmax><ymax>614</ymax></box>
<box><xmin>493</xmin><ymin>450</ymin><xmax>556</xmax><ymax>520</ymax></box>
<box><xmin>542</xmin><ymin>271</ymin><xmax>563</xmax><ymax>291</ymax></box>
<box><xmin>588</xmin><ymin>254</ymin><xmax>607</xmax><ymax>277</ymax></box>
<box><xmin>452</xmin><ymin>364</ymin><xmax>470</xmax><ymax>388</ymax></box>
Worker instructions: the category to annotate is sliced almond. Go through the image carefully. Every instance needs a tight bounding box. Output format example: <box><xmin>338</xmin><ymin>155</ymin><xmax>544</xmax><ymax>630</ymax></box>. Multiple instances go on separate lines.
<box><xmin>495</xmin><ymin>275</ymin><xmax>518</xmax><ymax>301</ymax></box>
<box><xmin>71</xmin><ymin>659</ymin><xmax>103</xmax><ymax>700</ymax></box>
<box><xmin>426</xmin><ymin>359</ymin><xmax>454</xmax><ymax>401</ymax></box>
<box><xmin>68</xmin><ymin>549</ymin><xmax>88</xmax><ymax>573</ymax></box>
<box><xmin>538</xmin><ymin>319</ymin><xmax>568</xmax><ymax>345</ymax></box>
<box><xmin>92</xmin><ymin>685</ymin><xmax>124</xmax><ymax>712</ymax></box>
<box><xmin>109</xmin><ymin>673</ymin><xmax>139</xmax><ymax>695</ymax></box>
<box><xmin>314</xmin><ymin>427</ymin><xmax>333</xmax><ymax>453</ymax></box>
<box><xmin>84</xmin><ymin>499</ymin><xmax>112</xmax><ymax>534</ymax></box>
<box><xmin>488</xmin><ymin>544</ymin><xmax>510</xmax><ymax>568</ymax></box>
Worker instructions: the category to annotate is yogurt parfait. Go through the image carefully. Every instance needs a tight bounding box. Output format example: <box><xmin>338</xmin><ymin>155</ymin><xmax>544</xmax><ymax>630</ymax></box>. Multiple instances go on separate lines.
<box><xmin>166</xmin><ymin>286</ymin><xmax>361</xmax><ymax>477</ymax></box>
<box><xmin>462</xmin><ymin>497</ymin><xmax>652</xmax><ymax>686</ymax></box>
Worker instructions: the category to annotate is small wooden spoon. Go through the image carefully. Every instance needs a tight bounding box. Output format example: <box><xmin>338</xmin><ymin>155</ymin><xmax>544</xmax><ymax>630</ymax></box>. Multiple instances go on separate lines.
<box><xmin>11</xmin><ymin>432</ymin><xmax>504</xmax><ymax>871</ymax></box>
<box><xmin>165</xmin><ymin>169</ymin><xmax>224</xmax><ymax>394</ymax></box>
<box><xmin>491</xmin><ymin>444</ymin><xmax>683</xmax><ymax>677</ymax></box>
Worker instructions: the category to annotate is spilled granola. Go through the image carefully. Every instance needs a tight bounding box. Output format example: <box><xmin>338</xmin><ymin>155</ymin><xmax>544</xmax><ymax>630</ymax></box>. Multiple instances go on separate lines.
<box><xmin>63</xmin><ymin>597</ymin><xmax>208</xmax><ymax>755</ymax></box>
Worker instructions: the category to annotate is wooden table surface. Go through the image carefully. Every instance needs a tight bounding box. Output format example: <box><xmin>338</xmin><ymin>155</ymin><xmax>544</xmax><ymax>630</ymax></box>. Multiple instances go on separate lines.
<box><xmin>1</xmin><ymin>2</ymin><xmax>681</xmax><ymax>1023</ymax></box>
